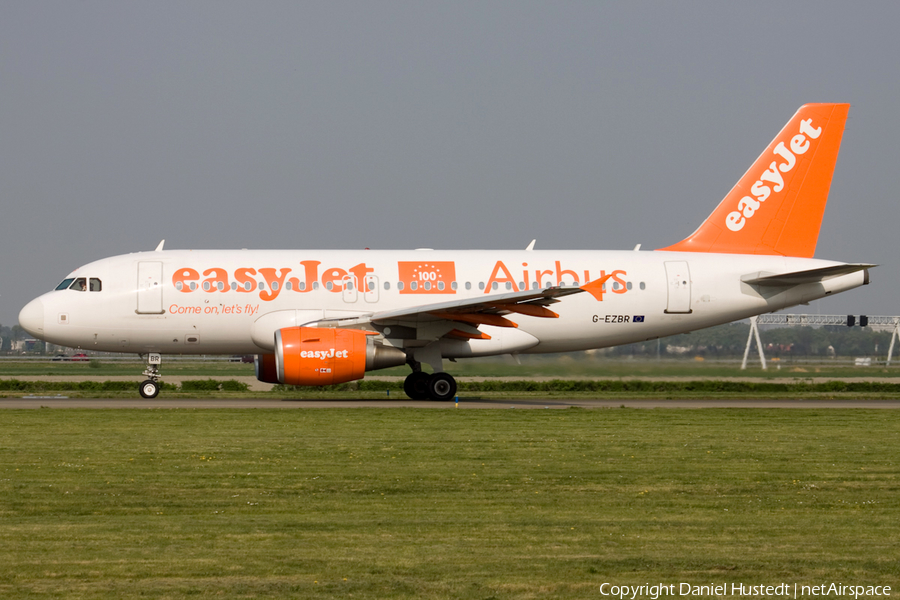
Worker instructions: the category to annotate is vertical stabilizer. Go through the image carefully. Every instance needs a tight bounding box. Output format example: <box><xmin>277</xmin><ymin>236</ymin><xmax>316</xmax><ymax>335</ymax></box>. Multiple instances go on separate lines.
<box><xmin>658</xmin><ymin>103</ymin><xmax>849</xmax><ymax>258</ymax></box>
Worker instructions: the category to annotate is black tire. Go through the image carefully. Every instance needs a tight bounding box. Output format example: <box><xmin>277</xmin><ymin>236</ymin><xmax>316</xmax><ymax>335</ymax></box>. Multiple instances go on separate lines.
<box><xmin>427</xmin><ymin>372</ymin><xmax>457</xmax><ymax>402</ymax></box>
<box><xmin>403</xmin><ymin>372</ymin><xmax>431</xmax><ymax>400</ymax></box>
<box><xmin>139</xmin><ymin>380</ymin><xmax>160</xmax><ymax>399</ymax></box>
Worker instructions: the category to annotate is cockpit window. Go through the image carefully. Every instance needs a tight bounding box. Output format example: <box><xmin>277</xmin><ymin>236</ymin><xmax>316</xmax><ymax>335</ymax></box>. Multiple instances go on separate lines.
<box><xmin>56</xmin><ymin>278</ymin><xmax>75</xmax><ymax>291</ymax></box>
<box><xmin>89</xmin><ymin>278</ymin><xmax>102</xmax><ymax>292</ymax></box>
<box><xmin>70</xmin><ymin>278</ymin><xmax>87</xmax><ymax>292</ymax></box>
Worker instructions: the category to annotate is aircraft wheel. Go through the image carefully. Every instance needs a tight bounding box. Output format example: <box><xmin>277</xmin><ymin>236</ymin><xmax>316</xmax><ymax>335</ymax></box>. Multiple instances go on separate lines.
<box><xmin>403</xmin><ymin>372</ymin><xmax>431</xmax><ymax>400</ymax></box>
<box><xmin>139</xmin><ymin>380</ymin><xmax>160</xmax><ymax>399</ymax></box>
<box><xmin>428</xmin><ymin>372</ymin><xmax>457</xmax><ymax>402</ymax></box>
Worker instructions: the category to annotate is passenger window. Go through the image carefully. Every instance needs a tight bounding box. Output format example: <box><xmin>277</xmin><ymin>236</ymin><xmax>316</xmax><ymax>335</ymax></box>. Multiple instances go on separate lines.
<box><xmin>410</xmin><ymin>281</ymin><xmax>418</xmax><ymax>291</ymax></box>
<box><xmin>231</xmin><ymin>282</ymin><xmax>238</xmax><ymax>291</ymax></box>
<box><xmin>384</xmin><ymin>282</ymin><xmax>390</xmax><ymax>290</ymax></box>
<box><xmin>640</xmin><ymin>282</ymin><xmax>646</xmax><ymax>290</ymax></box>
<box><xmin>299</xmin><ymin>282</ymin><xmax>306</xmax><ymax>291</ymax></box>
<box><xmin>398</xmin><ymin>281</ymin><xmax>404</xmax><ymax>291</ymax></box>
<box><xmin>70</xmin><ymin>278</ymin><xmax>87</xmax><ymax>292</ymax></box>
<box><xmin>478</xmin><ymin>282</ymin><xmax>485</xmax><ymax>290</ymax></box>
<box><xmin>492</xmin><ymin>282</ymin><xmax>498</xmax><ymax>291</ymax></box>
<box><xmin>626</xmin><ymin>281</ymin><xmax>632</xmax><ymax>290</ymax></box>
<box><xmin>438</xmin><ymin>281</ymin><xmax>445</xmax><ymax>291</ymax></box>
<box><xmin>465</xmin><ymin>282</ymin><xmax>471</xmax><ymax>290</ymax></box>
<box><xmin>56</xmin><ymin>278</ymin><xmax>75</xmax><ymax>291</ymax></box>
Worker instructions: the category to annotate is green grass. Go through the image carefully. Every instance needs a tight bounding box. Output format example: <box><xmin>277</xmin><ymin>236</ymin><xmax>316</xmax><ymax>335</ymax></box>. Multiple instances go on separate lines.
<box><xmin>3</xmin><ymin>356</ymin><xmax>900</xmax><ymax>380</ymax></box>
<box><xmin>0</xmin><ymin>359</ymin><xmax>256</xmax><ymax>378</ymax></box>
<box><xmin>6</xmin><ymin>377</ymin><xmax>900</xmax><ymax>399</ymax></box>
<box><xmin>1</xmin><ymin>409</ymin><xmax>898</xmax><ymax>598</ymax></box>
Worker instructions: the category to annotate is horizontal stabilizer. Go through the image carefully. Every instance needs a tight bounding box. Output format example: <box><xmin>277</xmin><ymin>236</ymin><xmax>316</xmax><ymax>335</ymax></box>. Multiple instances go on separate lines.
<box><xmin>741</xmin><ymin>263</ymin><xmax>875</xmax><ymax>287</ymax></box>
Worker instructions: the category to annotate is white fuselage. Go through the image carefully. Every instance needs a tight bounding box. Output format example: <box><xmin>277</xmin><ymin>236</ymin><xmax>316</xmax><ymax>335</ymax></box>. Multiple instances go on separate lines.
<box><xmin>19</xmin><ymin>248</ymin><xmax>867</xmax><ymax>358</ymax></box>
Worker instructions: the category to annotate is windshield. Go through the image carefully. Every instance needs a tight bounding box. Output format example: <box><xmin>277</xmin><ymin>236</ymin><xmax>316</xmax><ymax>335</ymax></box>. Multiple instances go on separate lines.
<box><xmin>55</xmin><ymin>278</ymin><xmax>75</xmax><ymax>291</ymax></box>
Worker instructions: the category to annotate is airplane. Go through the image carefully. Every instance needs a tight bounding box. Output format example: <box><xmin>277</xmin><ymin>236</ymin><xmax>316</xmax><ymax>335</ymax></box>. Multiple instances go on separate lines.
<box><xmin>18</xmin><ymin>103</ymin><xmax>873</xmax><ymax>400</ymax></box>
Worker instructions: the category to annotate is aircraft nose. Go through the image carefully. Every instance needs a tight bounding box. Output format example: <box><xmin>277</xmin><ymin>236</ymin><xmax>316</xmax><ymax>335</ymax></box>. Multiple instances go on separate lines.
<box><xmin>18</xmin><ymin>298</ymin><xmax>45</xmax><ymax>337</ymax></box>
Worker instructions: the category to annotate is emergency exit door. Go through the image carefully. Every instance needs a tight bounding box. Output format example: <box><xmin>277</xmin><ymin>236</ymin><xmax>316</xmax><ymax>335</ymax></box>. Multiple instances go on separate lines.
<box><xmin>137</xmin><ymin>261</ymin><xmax>164</xmax><ymax>314</ymax></box>
<box><xmin>664</xmin><ymin>261</ymin><xmax>692</xmax><ymax>314</ymax></box>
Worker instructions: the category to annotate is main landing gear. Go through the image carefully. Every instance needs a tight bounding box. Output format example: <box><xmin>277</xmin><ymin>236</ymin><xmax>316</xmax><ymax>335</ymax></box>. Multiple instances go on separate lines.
<box><xmin>139</xmin><ymin>353</ymin><xmax>162</xmax><ymax>399</ymax></box>
<box><xmin>403</xmin><ymin>371</ymin><xmax>457</xmax><ymax>401</ymax></box>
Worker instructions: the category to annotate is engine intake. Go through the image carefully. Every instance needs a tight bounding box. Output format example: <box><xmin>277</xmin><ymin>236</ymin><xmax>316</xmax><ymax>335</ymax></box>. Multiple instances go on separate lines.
<box><xmin>254</xmin><ymin>353</ymin><xmax>279</xmax><ymax>384</ymax></box>
<box><xmin>270</xmin><ymin>327</ymin><xmax>406</xmax><ymax>386</ymax></box>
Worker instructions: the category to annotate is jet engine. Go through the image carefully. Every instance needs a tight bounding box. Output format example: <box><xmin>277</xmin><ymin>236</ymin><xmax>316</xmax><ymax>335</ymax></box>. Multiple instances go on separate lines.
<box><xmin>254</xmin><ymin>353</ymin><xmax>279</xmax><ymax>384</ymax></box>
<box><xmin>257</xmin><ymin>327</ymin><xmax>407</xmax><ymax>386</ymax></box>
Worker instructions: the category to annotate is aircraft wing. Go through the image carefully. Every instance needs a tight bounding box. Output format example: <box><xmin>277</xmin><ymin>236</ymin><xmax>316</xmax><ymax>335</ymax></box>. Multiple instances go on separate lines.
<box><xmin>369</xmin><ymin>285</ymin><xmax>580</xmax><ymax>324</ymax></box>
<box><xmin>307</xmin><ymin>276</ymin><xmax>612</xmax><ymax>337</ymax></box>
<box><xmin>741</xmin><ymin>263</ymin><xmax>875</xmax><ymax>287</ymax></box>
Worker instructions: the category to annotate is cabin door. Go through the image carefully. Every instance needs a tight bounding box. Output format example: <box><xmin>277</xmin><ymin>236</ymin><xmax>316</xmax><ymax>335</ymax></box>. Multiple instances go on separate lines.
<box><xmin>137</xmin><ymin>261</ymin><xmax>164</xmax><ymax>314</ymax></box>
<box><xmin>664</xmin><ymin>261</ymin><xmax>692</xmax><ymax>314</ymax></box>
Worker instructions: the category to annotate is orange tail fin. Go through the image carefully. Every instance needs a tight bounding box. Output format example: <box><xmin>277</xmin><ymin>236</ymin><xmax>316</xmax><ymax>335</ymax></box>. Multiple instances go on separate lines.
<box><xmin>658</xmin><ymin>103</ymin><xmax>849</xmax><ymax>258</ymax></box>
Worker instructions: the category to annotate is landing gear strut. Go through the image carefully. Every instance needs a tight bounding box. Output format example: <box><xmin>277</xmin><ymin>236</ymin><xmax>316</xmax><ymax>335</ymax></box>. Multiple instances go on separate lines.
<box><xmin>404</xmin><ymin>349</ymin><xmax>457</xmax><ymax>401</ymax></box>
<box><xmin>139</xmin><ymin>353</ymin><xmax>162</xmax><ymax>399</ymax></box>
<box><xmin>403</xmin><ymin>370</ymin><xmax>457</xmax><ymax>401</ymax></box>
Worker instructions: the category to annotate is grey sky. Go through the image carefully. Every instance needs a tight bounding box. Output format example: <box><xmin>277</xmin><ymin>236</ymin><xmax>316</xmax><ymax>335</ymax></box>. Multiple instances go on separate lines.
<box><xmin>1</xmin><ymin>2</ymin><xmax>898</xmax><ymax>327</ymax></box>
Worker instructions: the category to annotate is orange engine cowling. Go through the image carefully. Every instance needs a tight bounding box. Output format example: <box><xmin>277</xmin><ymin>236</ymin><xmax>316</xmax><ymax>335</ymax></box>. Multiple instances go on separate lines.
<box><xmin>274</xmin><ymin>327</ymin><xmax>406</xmax><ymax>386</ymax></box>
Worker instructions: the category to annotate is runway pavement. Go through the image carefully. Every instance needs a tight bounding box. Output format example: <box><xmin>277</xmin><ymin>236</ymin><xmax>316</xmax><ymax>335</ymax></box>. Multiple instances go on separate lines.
<box><xmin>3</xmin><ymin>397</ymin><xmax>900</xmax><ymax>409</ymax></box>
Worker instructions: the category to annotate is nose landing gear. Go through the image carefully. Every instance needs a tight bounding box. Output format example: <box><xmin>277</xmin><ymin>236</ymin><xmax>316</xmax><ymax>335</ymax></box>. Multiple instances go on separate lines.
<box><xmin>139</xmin><ymin>353</ymin><xmax>162</xmax><ymax>399</ymax></box>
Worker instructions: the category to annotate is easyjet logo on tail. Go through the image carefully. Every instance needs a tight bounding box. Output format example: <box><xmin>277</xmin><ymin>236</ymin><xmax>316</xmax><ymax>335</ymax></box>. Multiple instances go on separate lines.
<box><xmin>725</xmin><ymin>118</ymin><xmax>822</xmax><ymax>232</ymax></box>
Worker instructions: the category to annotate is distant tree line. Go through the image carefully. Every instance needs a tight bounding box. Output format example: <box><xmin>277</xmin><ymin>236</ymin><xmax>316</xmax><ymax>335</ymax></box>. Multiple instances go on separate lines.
<box><xmin>607</xmin><ymin>322</ymin><xmax>895</xmax><ymax>359</ymax></box>
<box><xmin>0</xmin><ymin>324</ymin><xmax>17</xmax><ymax>352</ymax></box>
<box><xmin>0</xmin><ymin>323</ymin><xmax>45</xmax><ymax>354</ymax></box>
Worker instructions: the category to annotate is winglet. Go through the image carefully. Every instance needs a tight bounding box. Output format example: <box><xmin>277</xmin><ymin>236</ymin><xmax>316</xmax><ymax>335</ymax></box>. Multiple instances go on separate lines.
<box><xmin>658</xmin><ymin>103</ymin><xmax>849</xmax><ymax>258</ymax></box>
<box><xmin>154</xmin><ymin>240</ymin><xmax>165</xmax><ymax>252</ymax></box>
<box><xmin>525</xmin><ymin>239</ymin><xmax>536</xmax><ymax>251</ymax></box>
<box><xmin>580</xmin><ymin>273</ymin><xmax>614</xmax><ymax>301</ymax></box>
